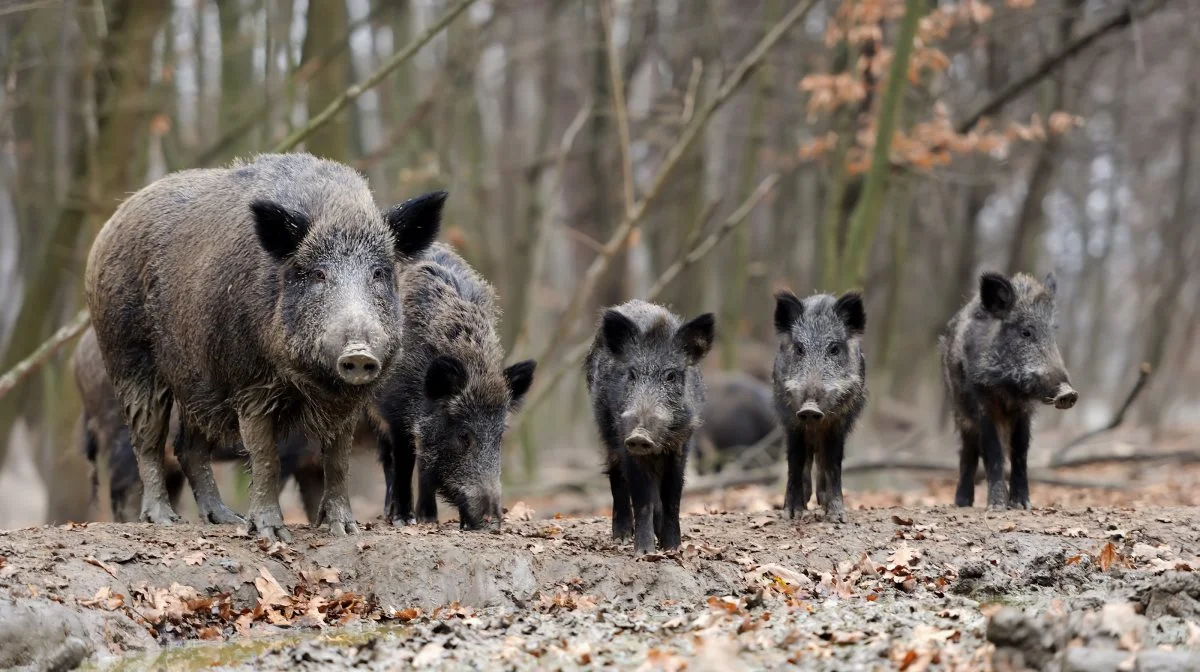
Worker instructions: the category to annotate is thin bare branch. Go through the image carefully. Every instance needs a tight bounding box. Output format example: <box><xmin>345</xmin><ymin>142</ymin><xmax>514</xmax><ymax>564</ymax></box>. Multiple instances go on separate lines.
<box><xmin>0</xmin><ymin>310</ymin><xmax>90</xmax><ymax>402</ymax></box>
<box><xmin>1051</xmin><ymin>363</ymin><xmax>1152</xmax><ymax>465</ymax></box>
<box><xmin>600</xmin><ymin>0</ymin><xmax>635</xmax><ymax>216</ymax></box>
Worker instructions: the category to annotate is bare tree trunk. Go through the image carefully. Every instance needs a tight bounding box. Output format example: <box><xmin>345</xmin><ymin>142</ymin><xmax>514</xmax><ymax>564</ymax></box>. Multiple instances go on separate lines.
<box><xmin>300</xmin><ymin>0</ymin><xmax>351</xmax><ymax>162</ymax></box>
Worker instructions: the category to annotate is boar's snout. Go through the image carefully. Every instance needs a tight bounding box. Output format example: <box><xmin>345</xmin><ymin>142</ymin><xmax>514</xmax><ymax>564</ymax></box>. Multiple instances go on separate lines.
<box><xmin>620</xmin><ymin>404</ymin><xmax>667</xmax><ymax>455</ymax></box>
<box><xmin>624</xmin><ymin>428</ymin><xmax>657</xmax><ymax>454</ymax></box>
<box><xmin>796</xmin><ymin>399</ymin><xmax>825</xmax><ymax>423</ymax></box>
<box><xmin>337</xmin><ymin>346</ymin><xmax>381</xmax><ymax>385</ymax></box>
<box><xmin>1048</xmin><ymin>382</ymin><xmax>1078</xmax><ymax>410</ymax></box>
<box><xmin>458</xmin><ymin>485</ymin><xmax>503</xmax><ymax>531</ymax></box>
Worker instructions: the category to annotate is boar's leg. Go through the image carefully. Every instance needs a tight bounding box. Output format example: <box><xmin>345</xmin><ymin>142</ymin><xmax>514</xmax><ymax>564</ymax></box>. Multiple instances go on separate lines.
<box><xmin>175</xmin><ymin>422</ymin><xmax>245</xmax><ymax>525</ymax></box>
<box><xmin>1007</xmin><ymin>413</ymin><xmax>1033</xmax><ymax>510</ymax></box>
<box><xmin>317</xmin><ymin>427</ymin><xmax>359</xmax><ymax>536</ymax></box>
<box><xmin>815</xmin><ymin>431</ymin><xmax>847</xmax><ymax>523</ymax></box>
<box><xmin>657</xmin><ymin>451</ymin><xmax>685</xmax><ymax>551</ymax></box>
<box><xmin>625</xmin><ymin>459</ymin><xmax>657</xmax><ymax>555</ymax></box>
<box><xmin>954</xmin><ymin>421</ymin><xmax>981</xmax><ymax>507</ymax></box>
<box><xmin>415</xmin><ymin>462</ymin><xmax>440</xmax><ymax>524</ymax></box>
<box><xmin>783</xmin><ymin>429</ymin><xmax>809</xmax><ymax>519</ymax></box>
<box><xmin>119</xmin><ymin>378</ymin><xmax>181</xmax><ymax>524</ymax></box>
<box><xmin>978</xmin><ymin>416</ymin><xmax>1009</xmax><ymax>511</ymax></box>
<box><xmin>606</xmin><ymin>461</ymin><xmax>634</xmax><ymax>541</ymax></box>
<box><xmin>239</xmin><ymin>414</ymin><xmax>291</xmax><ymax>542</ymax></box>
<box><xmin>384</xmin><ymin>426</ymin><xmax>418</xmax><ymax>526</ymax></box>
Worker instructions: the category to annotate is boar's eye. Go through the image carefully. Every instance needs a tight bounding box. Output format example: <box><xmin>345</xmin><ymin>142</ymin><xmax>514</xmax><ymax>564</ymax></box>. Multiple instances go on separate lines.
<box><xmin>458</xmin><ymin>429</ymin><xmax>472</xmax><ymax>446</ymax></box>
<box><xmin>372</xmin><ymin>266</ymin><xmax>390</xmax><ymax>282</ymax></box>
<box><xmin>627</xmin><ymin>369</ymin><xmax>638</xmax><ymax>383</ymax></box>
<box><xmin>310</xmin><ymin>268</ymin><xmax>327</xmax><ymax>283</ymax></box>
<box><xmin>1020</xmin><ymin>327</ymin><xmax>1034</xmax><ymax>340</ymax></box>
<box><xmin>793</xmin><ymin>342</ymin><xmax>805</xmax><ymax>358</ymax></box>
<box><xmin>826</xmin><ymin>342</ymin><xmax>843</xmax><ymax>357</ymax></box>
<box><xmin>663</xmin><ymin>369</ymin><xmax>681</xmax><ymax>385</ymax></box>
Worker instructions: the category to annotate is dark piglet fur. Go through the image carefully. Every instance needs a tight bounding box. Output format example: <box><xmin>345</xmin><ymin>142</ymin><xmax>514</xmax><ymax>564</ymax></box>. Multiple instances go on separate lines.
<box><xmin>84</xmin><ymin>152</ymin><xmax>442</xmax><ymax>541</ymax></box>
<box><xmin>941</xmin><ymin>271</ymin><xmax>1078</xmax><ymax>511</ymax></box>
<box><xmin>375</xmin><ymin>243</ymin><xmax>535</xmax><ymax>530</ymax></box>
<box><xmin>772</xmin><ymin>290</ymin><xmax>867</xmax><ymax>523</ymax></box>
<box><xmin>693</xmin><ymin>371</ymin><xmax>778</xmax><ymax>474</ymax></box>
<box><xmin>585</xmin><ymin>300</ymin><xmax>715</xmax><ymax>555</ymax></box>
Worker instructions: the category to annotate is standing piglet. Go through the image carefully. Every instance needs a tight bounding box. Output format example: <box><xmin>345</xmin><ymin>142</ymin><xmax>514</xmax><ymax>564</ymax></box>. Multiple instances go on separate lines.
<box><xmin>376</xmin><ymin>243</ymin><xmax>536</xmax><ymax>530</ymax></box>
<box><xmin>941</xmin><ymin>272</ymin><xmax>1078</xmax><ymax>510</ymax></box>
<box><xmin>586</xmin><ymin>301</ymin><xmax>715</xmax><ymax>555</ymax></box>
<box><xmin>772</xmin><ymin>290</ymin><xmax>867</xmax><ymax>523</ymax></box>
<box><xmin>85</xmin><ymin>152</ymin><xmax>443</xmax><ymax>540</ymax></box>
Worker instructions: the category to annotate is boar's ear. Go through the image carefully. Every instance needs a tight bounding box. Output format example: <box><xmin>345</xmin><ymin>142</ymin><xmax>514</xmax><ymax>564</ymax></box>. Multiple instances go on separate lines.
<box><xmin>979</xmin><ymin>272</ymin><xmax>1015</xmax><ymax>318</ymax></box>
<box><xmin>251</xmin><ymin>200</ymin><xmax>310</xmax><ymax>261</ymax></box>
<box><xmin>773</xmin><ymin>290</ymin><xmax>804</xmax><ymax>334</ymax></box>
<box><xmin>601</xmin><ymin>310</ymin><xmax>639</xmax><ymax>359</ymax></box>
<box><xmin>504</xmin><ymin>360</ymin><xmax>537</xmax><ymax>409</ymax></box>
<box><xmin>386</xmin><ymin>190</ymin><xmax>447</xmax><ymax>259</ymax></box>
<box><xmin>834</xmin><ymin>291</ymin><xmax>866</xmax><ymax>336</ymax></box>
<box><xmin>1044</xmin><ymin>271</ymin><xmax>1058</xmax><ymax>297</ymax></box>
<box><xmin>675</xmin><ymin>313</ymin><xmax>716</xmax><ymax>365</ymax></box>
<box><xmin>424</xmin><ymin>354</ymin><xmax>468</xmax><ymax>402</ymax></box>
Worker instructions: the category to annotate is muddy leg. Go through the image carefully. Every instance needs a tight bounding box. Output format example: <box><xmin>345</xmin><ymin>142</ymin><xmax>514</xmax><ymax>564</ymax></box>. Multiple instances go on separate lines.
<box><xmin>1008</xmin><ymin>413</ymin><xmax>1032</xmax><ymax>510</ymax></box>
<box><xmin>607</xmin><ymin>462</ymin><xmax>633</xmax><ymax>540</ymax></box>
<box><xmin>979</xmin><ymin>416</ymin><xmax>1008</xmax><ymax>511</ymax></box>
<box><xmin>625</xmin><ymin>458</ymin><xmax>656</xmax><ymax>555</ymax></box>
<box><xmin>239</xmin><ymin>414</ymin><xmax>290</xmax><ymax>542</ymax></box>
<box><xmin>385</xmin><ymin>426</ymin><xmax>417</xmax><ymax>526</ymax></box>
<box><xmin>658</xmin><ymin>451</ymin><xmax>684</xmax><ymax>551</ymax></box>
<box><xmin>118</xmin><ymin>379</ymin><xmax>179</xmax><ymax>525</ymax></box>
<box><xmin>819</xmin><ymin>432</ymin><xmax>846</xmax><ymax>523</ymax></box>
<box><xmin>783</xmin><ymin>429</ymin><xmax>808</xmax><ymax>518</ymax></box>
<box><xmin>954</xmin><ymin>422</ymin><xmax>981</xmax><ymax>507</ymax></box>
<box><xmin>317</xmin><ymin>427</ymin><xmax>358</xmax><ymax>536</ymax></box>
<box><xmin>175</xmin><ymin>422</ymin><xmax>244</xmax><ymax>525</ymax></box>
<box><xmin>415</xmin><ymin>465</ymin><xmax>439</xmax><ymax>524</ymax></box>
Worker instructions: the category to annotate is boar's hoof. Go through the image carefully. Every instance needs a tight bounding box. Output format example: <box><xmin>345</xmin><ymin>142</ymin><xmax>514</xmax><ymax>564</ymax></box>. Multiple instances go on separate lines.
<box><xmin>198</xmin><ymin>501</ymin><xmax>246</xmax><ymax>525</ymax></box>
<box><xmin>823</xmin><ymin>504</ymin><xmax>847</xmax><ymax>524</ymax></box>
<box><xmin>139</xmin><ymin>499</ymin><xmax>182</xmax><ymax>525</ymax></box>
<box><xmin>612</xmin><ymin>522</ymin><xmax>633</xmax><ymax>541</ymax></box>
<box><xmin>390</xmin><ymin>514</ymin><xmax>417</xmax><ymax>527</ymax></box>
<box><xmin>318</xmin><ymin>498</ymin><xmax>359</xmax><ymax>536</ymax></box>
<box><xmin>1008</xmin><ymin>498</ymin><xmax>1031</xmax><ymax>511</ymax></box>
<box><xmin>248</xmin><ymin>508</ymin><xmax>293</xmax><ymax>543</ymax></box>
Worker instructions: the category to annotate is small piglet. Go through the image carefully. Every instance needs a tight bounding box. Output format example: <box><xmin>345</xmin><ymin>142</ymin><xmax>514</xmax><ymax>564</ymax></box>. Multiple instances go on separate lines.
<box><xmin>772</xmin><ymin>290</ymin><xmax>867</xmax><ymax>523</ymax></box>
<box><xmin>585</xmin><ymin>301</ymin><xmax>714</xmax><ymax>555</ymax></box>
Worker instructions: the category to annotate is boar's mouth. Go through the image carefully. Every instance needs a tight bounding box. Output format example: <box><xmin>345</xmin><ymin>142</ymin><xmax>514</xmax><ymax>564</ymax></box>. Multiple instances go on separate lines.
<box><xmin>1041</xmin><ymin>382</ymin><xmax>1079</xmax><ymax>410</ymax></box>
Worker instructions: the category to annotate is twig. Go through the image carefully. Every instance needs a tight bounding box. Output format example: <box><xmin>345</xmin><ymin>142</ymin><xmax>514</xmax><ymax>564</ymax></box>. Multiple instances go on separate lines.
<box><xmin>0</xmin><ymin>310</ymin><xmax>90</xmax><ymax>402</ymax></box>
<box><xmin>533</xmin><ymin>0</ymin><xmax>819</xmax><ymax>370</ymax></box>
<box><xmin>599</xmin><ymin>0</ymin><xmax>635</xmax><ymax>216</ymax></box>
<box><xmin>274</xmin><ymin>0</ymin><xmax>479</xmax><ymax>152</ymax></box>
<box><xmin>681</xmin><ymin>57</ymin><xmax>703</xmax><ymax>126</ymax></box>
<box><xmin>1052</xmin><ymin>450</ymin><xmax>1200</xmax><ymax>469</ymax></box>
<box><xmin>955</xmin><ymin>0</ymin><xmax>1168</xmax><ymax>134</ymax></box>
<box><xmin>1051</xmin><ymin>362</ymin><xmax>1152</xmax><ymax>466</ymax></box>
<box><xmin>512</xmin><ymin>173</ymin><xmax>781</xmax><ymax>432</ymax></box>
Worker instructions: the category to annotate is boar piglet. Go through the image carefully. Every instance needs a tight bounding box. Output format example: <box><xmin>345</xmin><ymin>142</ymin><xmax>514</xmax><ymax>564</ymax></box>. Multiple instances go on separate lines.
<box><xmin>694</xmin><ymin>371</ymin><xmax>778</xmax><ymax>475</ymax></box>
<box><xmin>85</xmin><ymin>152</ymin><xmax>443</xmax><ymax>541</ymax></box>
<box><xmin>772</xmin><ymin>290</ymin><xmax>867</xmax><ymax>523</ymax></box>
<box><xmin>941</xmin><ymin>271</ymin><xmax>1078</xmax><ymax>510</ymax></box>
<box><xmin>376</xmin><ymin>244</ymin><xmax>535</xmax><ymax>530</ymax></box>
<box><xmin>585</xmin><ymin>301</ymin><xmax>715</xmax><ymax>555</ymax></box>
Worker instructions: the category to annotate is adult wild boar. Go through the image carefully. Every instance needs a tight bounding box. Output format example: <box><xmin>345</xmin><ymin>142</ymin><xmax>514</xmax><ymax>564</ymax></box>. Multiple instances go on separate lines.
<box><xmin>693</xmin><ymin>371</ymin><xmax>778</xmax><ymax>474</ymax></box>
<box><xmin>586</xmin><ymin>300</ymin><xmax>715</xmax><ymax>555</ymax></box>
<box><xmin>376</xmin><ymin>243</ymin><xmax>535</xmax><ymax>530</ymax></box>
<box><xmin>772</xmin><ymin>290</ymin><xmax>867</xmax><ymax>523</ymax></box>
<box><xmin>84</xmin><ymin>152</ymin><xmax>443</xmax><ymax>540</ymax></box>
<box><xmin>941</xmin><ymin>271</ymin><xmax>1078</xmax><ymax>510</ymax></box>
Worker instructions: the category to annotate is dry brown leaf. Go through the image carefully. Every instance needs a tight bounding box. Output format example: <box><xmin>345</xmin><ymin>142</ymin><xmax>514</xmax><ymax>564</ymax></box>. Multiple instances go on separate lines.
<box><xmin>749</xmin><ymin>516</ymin><xmax>774</xmax><ymax>529</ymax></box>
<box><xmin>831</xmin><ymin>630</ymin><xmax>867</xmax><ymax>645</ymax></box>
<box><xmin>83</xmin><ymin>556</ymin><xmax>118</xmax><ymax>578</ymax></box>
<box><xmin>254</xmin><ymin>567</ymin><xmax>290</xmax><ymax>608</ymax></box>
<box><xmin>998</xmin><ymin>521</ymin><xmax>1016</xmax><ymax>533</ymax></box>
<box><xmin>182</xmin><ymin>551</ymin><xmax>206</xmax><ymax>567</ymax></box>
<box><xmin>300</xmin><ymin>566</ymin><xmax>341</xmax><ymax>586</ymax></box>
<box><xmin>1098</xmin><ymin>543</ymin><xmax>1119</xmax><ymax>572</ymax></box>
<box><xmin>508</xmin><ymin>501</ymin><xmax>535</xmax><ymax>521</ymax></box>
<box><xmin>79</xmin><ymin>586</ymin><xmax>124</xmax><ymax>610</ymax></box>
<box><xmin>196</xmin><ymin>626</ymin><xmax>223</xmax><ymax>641</ymax></box>
<box><xmin>887</xmin><ymin>544</ymin><xmax>922</xmax><ymax>570</ymax></box>
<box><xmin>891</xmin><ymin>515</ymin><xmax>915</xmax><ymax>527</ymax></box>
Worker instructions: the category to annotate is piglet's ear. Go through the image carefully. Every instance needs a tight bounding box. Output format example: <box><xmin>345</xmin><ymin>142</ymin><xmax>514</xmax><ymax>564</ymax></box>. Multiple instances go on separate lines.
<box><xmin>979</xmin><ymin>271</ymin><xmax>1015</xmax><ymax>318</ymax></box>
<box><xmin>1044</xmin><ymin>271</ymin><xmax>1058</xmax><ymax>298</ymax></box>
<box><xmin>834</xmin><ymin>291</ymin><xmax>866</xmax><ymax>336</ymax></box>
<box><xmin>504</xmin><ymin>360</ymin><xmax>536</xmax><ymax>409</ymax></box>
<box><xmin>675</xmin><ymin>313</ymin><xmax>715</xmax><ymax>366</ymax></box>
<box><xmin>601</xmin><ymin>310</ymin><xmax>639</xmax><ymax>359</ymax></box>
<box><xmin>424</xmin><ymin>355</ymin><xmax>468</xmax><ymax>402</ymax></box>
<box><xmin>386</xmin><ymin>190</ymin><xmax>447</xmax><ymax>259</ymax></box>
<box><xmin>251</xmin><ymin>200</ymin><xmax>310</xmax><ymax>261</ymax></box>
<box><xmin>773</xmin><ymin>290</ymin><xmax>803</xmax><ymax>335</ymax></box>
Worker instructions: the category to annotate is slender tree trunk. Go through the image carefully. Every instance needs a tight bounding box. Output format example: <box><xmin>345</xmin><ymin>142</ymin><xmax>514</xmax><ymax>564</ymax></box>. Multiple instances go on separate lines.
<box><xmin>300</xmin><ymin>0</ymin><xmax>351</xmax><ymax>162</ymax></box>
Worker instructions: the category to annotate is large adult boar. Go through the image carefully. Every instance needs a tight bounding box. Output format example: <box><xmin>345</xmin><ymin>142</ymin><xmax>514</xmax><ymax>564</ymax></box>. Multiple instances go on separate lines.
<box><xmin>586</xmin><ymin>300</ymin><xmax>715</xmax><ymax>555</ymax></box>
<box><xmin>941</xmin><ymin>271</ymin><xmax>1078</xmax><ymax>510</ymax></box>
<box><xmin>84</xmin><ymin>152</ymin><xmax>443</xmax><ymax>540</ymax></box>
<box><xmin>376</xmin><ymin>243</ymin><xmax>535</xmax><ymax>530</ymax></box>
<box><xmin>772</xmin><ymin>290</ymin><xmax>867</xmax><ymax>523</ymax></box>
<box><xmin>693</xmin><ymin>371</ymin><xmax>778</xmax><ymax>474</ymax></box>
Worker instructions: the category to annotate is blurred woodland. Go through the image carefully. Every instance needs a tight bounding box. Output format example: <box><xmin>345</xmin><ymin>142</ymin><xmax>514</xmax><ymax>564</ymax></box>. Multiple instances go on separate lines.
<box><xmin>0</xmin><ymin>0</ymin><xmax>1197</xmax><ymax>526</ymax></box>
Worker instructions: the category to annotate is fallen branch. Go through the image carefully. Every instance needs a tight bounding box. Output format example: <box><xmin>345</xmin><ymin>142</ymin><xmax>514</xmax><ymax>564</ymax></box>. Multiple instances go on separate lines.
<box><xmin>955</xmin><ymin>0</ymin><xmax>1168</xmax><ymax>134</ymax></box>
<box><xmin>1051</xmin><ymin>362</ymin><xmax>1152</xmax><ymax>466</ymax></box>
<box><xmin>533</xmin><ymin>0</ymin><xmax>819</xmax><ymax>369</ymax></box>
<box><xmin>512</xmin><ymin>174</ymin><xmax>780</xmax><ymax>433</ymax></box>
<box><xmin>1052</xmin><ymin>450</ymin><xmax>1200</xmax><ymax>470</ymax></box>
<box><xmin>0</xmin><ymin>310</ymin><xmax>91</xmax><ymax>401</ymax></box>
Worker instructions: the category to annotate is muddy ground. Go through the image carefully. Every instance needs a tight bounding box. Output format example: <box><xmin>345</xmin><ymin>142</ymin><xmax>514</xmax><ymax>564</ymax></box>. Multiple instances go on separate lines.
<box><xmin>3</xmin><ymin>497</ymin><xmax>1200</xmax><ymax>671</ymax></box>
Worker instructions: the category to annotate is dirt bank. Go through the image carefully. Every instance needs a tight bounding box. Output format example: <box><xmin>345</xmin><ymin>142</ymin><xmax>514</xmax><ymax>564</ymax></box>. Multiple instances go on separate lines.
<box><xmin>2</xmin><ymin>504</ymin><xmax>1199</xmax><ymax>670</ymax></box>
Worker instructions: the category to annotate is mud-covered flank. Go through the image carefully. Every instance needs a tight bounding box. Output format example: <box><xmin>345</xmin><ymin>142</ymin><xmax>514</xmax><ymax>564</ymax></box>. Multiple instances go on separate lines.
<box><xmin>3</xmin><ymin>506</ymin><xmax>1199</xmax><ymax>670</ymax></box>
